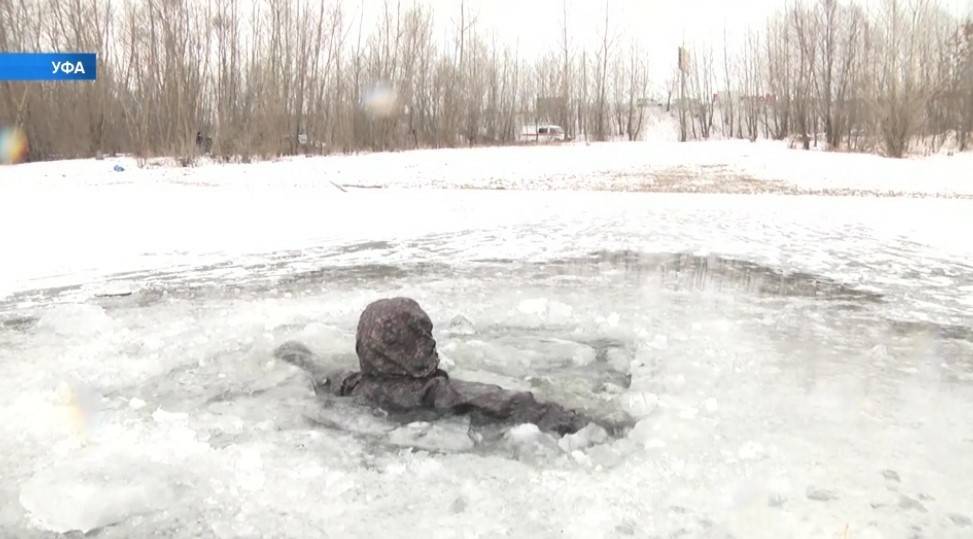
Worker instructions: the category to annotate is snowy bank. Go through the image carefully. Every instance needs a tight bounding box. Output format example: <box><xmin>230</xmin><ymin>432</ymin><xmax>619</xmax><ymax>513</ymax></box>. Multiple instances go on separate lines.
<box><xmin>2</xmin><ymin>139</ymin><xmax>971</xmax><ymax>197</ymax></box>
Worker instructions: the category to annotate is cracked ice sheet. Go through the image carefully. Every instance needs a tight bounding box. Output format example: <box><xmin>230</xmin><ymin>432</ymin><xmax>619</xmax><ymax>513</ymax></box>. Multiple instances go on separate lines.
<box><xmin>2</xmin><ymin>273</ymin><xmax>971</xmax><ymax>538</ymax></box>
<box><xmin>2</xmin><ymin>188</ymin><xmax>971</xmax><ymax>328</ymax></box>
<box><xmin>0</xmin><ymin>174</ymin><xmax>972</xmax><ymax>537</ymax></box>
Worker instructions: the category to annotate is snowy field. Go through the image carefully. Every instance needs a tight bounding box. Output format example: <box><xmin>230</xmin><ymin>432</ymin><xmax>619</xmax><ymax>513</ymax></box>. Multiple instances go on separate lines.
<box><xmin>1</xmin><ymin>142</ymin><xmax>972</xmax><ymax>538</ymax></box>
<box><xmin>5</xmin><ymin>138</ymin><xmax>973</xmax><ymax>199</ymax></box>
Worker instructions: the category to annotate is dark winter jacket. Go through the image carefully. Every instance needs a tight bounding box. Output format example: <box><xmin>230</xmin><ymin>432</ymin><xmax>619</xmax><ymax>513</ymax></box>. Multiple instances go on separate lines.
<box><xmin>275</xmin><ymin>297</ymin><xmax>591</xmax><ymax>435</ymax></box>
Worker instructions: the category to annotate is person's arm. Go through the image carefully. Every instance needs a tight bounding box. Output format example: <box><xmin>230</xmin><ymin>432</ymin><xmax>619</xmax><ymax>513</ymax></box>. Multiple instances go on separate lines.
<box><xmin>273</xmin><ymin>340</ymin><xmax>350</xmax><ymax>396</ymax></box>
<box><xmin>427</xmin><ymin>378</ymin><xmax>591</xmax><ymax>435</ymax></box>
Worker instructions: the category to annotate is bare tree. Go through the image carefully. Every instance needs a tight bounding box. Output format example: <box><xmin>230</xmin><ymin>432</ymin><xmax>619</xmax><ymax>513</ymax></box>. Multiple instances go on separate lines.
<box><xmin>766</xmin><ymin>12</ymin><xmax>793</xmax><ymax>140</ymax></box>
<box><xmin>2</xmin><ymin>0</ymin><xmax>968</xmax><ymax>161</ymax></box>
<box><xmin>560</xmin><ymin>0</ymin><xmax>572</xmax><ymax>138</ymax></box>
<box><xmin>792</xmin><ymin>4</ymin><xmax>819</xmax><ymax>150</ymax></box>
<box><xmin>739</xmin><ymin>30</ymin><xmax>764</xmax><ymax>141</ymax></box>
<box><xmin>688</xmin><ymin>46</ymin><xmax>716</xmax><ymax>139</ymax></box>
<box><xmin>624</xmin><ymin>43</ymin><xmax>650</xmax><ymax>140</ymax></box>
<box><xmin>720</xmin><ymin>27</ymin><xmax>737</xmax><ymax>138</ymax></box>
<box><xmin>594</xmin><ymin>0</ymin><xmax>614</xmax><ymax>141</ymax></box>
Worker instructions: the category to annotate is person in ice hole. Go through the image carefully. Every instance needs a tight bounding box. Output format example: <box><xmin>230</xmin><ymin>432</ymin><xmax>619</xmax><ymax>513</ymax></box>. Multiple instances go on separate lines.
<box><xmin>275</xmin><ymin>297</ymin><xmax>611</xmax><ymax>435</ymax></box>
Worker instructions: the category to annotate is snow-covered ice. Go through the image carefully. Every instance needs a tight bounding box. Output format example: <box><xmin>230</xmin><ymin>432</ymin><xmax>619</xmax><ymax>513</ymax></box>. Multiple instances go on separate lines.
<box><xmin>0</xmin><ymin>144</ymin><xmax>972</xmax><ymax>538</ymax></box>
<box><xmin>5</xmin><ymin>139</ymin><xmax>973</xmax><ymax>198</ymax></box>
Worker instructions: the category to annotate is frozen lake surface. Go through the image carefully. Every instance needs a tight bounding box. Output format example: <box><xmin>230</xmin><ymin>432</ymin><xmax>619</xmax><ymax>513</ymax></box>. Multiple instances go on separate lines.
<box><xmin>1</xmin><ymin>185</ymin><xmax>972</xmax><ymax>538</ymax></box>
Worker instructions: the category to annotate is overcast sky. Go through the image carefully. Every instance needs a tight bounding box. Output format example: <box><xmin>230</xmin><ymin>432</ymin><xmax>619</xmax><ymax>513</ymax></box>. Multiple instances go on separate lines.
<box><xmin>352</xmin><ymin>0</ymin><xmax>972</xmax><ymax>92</ymax></box>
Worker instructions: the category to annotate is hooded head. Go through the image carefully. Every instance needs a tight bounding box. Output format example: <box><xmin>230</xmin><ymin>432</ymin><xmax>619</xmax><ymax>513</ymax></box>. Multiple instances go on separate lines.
<box><xmin>355</xmin><ymin>297</ymin><xmax>440</xmax><ymax>378</ymax></box>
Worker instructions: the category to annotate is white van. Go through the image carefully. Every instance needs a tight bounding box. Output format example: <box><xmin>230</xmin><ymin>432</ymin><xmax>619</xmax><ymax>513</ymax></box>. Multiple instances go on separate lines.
<box><xmin>519</xmin><ymin>124</ymin><xmax>568</xmax><ymax>143</ymax></box>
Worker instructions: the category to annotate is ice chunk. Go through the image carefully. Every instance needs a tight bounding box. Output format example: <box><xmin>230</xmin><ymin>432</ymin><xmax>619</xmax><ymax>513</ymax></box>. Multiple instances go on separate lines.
<box><xmin>442</xmin><ymin>336</ymin><xmax>595</xmax><ymax>372</ymax></box>
<box><xmin>503</xmin><ymin>423</ymin><xmax>560</xmax><ymax>461</ymax></box>
<box><xmin>303</xmin><ymin>404</ymin><xmax>395</xmax><ymax>436</ymax></box>
<box><xmin>87</xmin><ymin>279</ymin><xmax>138</xmax><ymax>298</ymax></box>
<box><xmin>598</xmin><ymin>382</ymin><xmax>626</xmax><ymax>395</ymax></box>
<box><xmin>628</xmin><ymin>413</ymin><xmax>706</xmax><ymax>449</ymax></box>
<box><xmin>558</xmin><ymin>423</ymin><xmax>609</xmax><ymax>452</ymax></box>
<box><xmin>437</xmin><ymin>339</ymin><xmax>530</xmax><ymax>377</ymax></box>
<box><xmin>387</xmin><ymin>418</ymin><xmax>474</xmax><ymax>452</ymax></box>
<box><xmin>678</xmin><ymin>406</ymin><xmax>699</xmax><ymax>420</ymax></box>
<box><xmin>605</xmin><ymin>348</ymin><xmax>632</xmax><ymax>373</ymax></box>
<box><xmin>231</xmin><ymin>444</ymin><xmax>267</xmax><ymax>492</ymax></box>
<box><xmin>449</xmin><ymin>368</ymin><xmax>531</xmax><ymax>391</ymax></box>
<box><xmin>295</xmin><ymin>323</ymin><xmax>354</xmax><ymax>355</ymax></box>
<box><xmin>737</xmin><ymin>441</ymin><xmax>766</xmax><ymax>461</ymax></box>
<box><xmin>505</xmin><ymin>423</ymin><xmax>542</xmax><ymax>443</ymax></box>
<box><xmin>438</xmin><ymin>351</ymin><xmax>457</xmax><ymax>370</ymax></box>
<box><xmin>517</xmin><ymin>298</ymin><xmax>548</xmax><ymax>315</ymax></box>
<box><xmin>569</xmin><ymin>450</ymin><xmax>592</xmax><ymax>467</ymax></box>
<box><xmin>662</xmin><ymin>373</ymin><xmax>687</xmax><ymax>391</ymax></box>
<box><xmin>805</xmin><ymin>487</ymin><xmax>838</xmax><ymax>502</ymax></box>
<box><xmin>568</xmin><ymin>344</ymin><xmax>597</xmax><ymax>367</ymax></box>
<box><xmin>619</xmin><ymin>391</ymin><xmax>659</xmax><ymax>418</ymax></box>
<box><xmin>36</xmin><ymin>304</ymin><xmax>113</xmax><ymax>337</ymax></box>
<box><xmin>530</xmin><ymin>338</ymin><xmax>596</xmax><ymax>368</ymax></box>
<box><xmin>596</xmin><ymin>312</ymin><xmax>621</xmax><ymax>328</ymax></box>
<box><xmin>445</xmin><ymin>314</ymin><xmax>476</xmax><ymax>335</ymax></box>
<box><xmin>19</xmin><ymin>458</ymin><xmax>180</xmax><ymax>533</ymax></box>
<box><xmin>514</xmin><ymin>298</ymin><xmax>574</xmax><ymax>325</ymax></box>
<box><xmin>152</xmin><ymin>408</ymin><xmax>189</xmax><ymax>424</ymax></box>
<box><xmin>627</xmin><ymin>418</ymin><xmax>658</xmax><ymax>446</ymax></box>
<box><xmin>649</xmin><ymin>334</ymin><xmax>669</xmax><ymax>350</ymax></box>
<box><xmin>587</xmin><ymin>441</ymin><xmax>626</xmax><ymax>469</ymax></box>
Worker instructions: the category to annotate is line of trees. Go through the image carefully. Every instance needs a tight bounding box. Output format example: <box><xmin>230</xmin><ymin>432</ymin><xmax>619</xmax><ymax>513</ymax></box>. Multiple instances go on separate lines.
<box><xmin>0</xmin><ymin>0</ymin><xmax>970</xmax><ymax>162</ymax></box>
<box><xmin>0</xmin><ymin>0</ymin><xmax>651</xmax><ymax>161</ymax></box>
<box><xmin>677</xmin><ymin>0</ymin><xmax>973</xmax><ymax>157</ymax></box>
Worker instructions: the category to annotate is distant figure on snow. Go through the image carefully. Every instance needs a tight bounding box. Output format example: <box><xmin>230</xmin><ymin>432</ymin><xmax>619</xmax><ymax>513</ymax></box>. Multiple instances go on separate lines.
<box><xmin>275</xmin><ymin>297</ymin><xmax>612</xmax><ymax>435</ymax></box>
<box><xmin>195</xmin><ymin>131</ymin><xmax>213</xmax><ymax>154</ymax></box>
